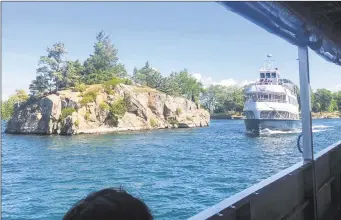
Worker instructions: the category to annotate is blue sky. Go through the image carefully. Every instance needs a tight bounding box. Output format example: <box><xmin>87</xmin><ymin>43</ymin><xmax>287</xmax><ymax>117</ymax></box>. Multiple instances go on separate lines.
<box><xmin>2</xmin><ymin>2</ymin><xmax>341</xmax><ymax>100</ymax></box>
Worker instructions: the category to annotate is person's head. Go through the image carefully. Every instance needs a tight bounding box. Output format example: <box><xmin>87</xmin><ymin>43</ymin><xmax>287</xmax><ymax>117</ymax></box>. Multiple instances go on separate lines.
<box><xmin>63</xmin><ymin>187</ymin><xmax>153</xmax><ymax>220</ymax></box>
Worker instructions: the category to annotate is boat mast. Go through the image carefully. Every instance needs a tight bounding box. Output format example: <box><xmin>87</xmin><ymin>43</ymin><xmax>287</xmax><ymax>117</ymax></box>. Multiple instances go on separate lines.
<box><xmin>264</xmin><ymin>54</ymin><xmax>274</xmax><ymax>70</ymax></box>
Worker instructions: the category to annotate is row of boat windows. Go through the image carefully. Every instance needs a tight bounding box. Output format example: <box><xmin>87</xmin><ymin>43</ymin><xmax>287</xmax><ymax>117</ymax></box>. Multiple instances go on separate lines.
<box><xmin>244</xmin><ymin>111</ymin><xmax>299</xmax><ymax>120</ymax></box>
<box><xmin>260</xmin><ymin>72</ymin><xmax>278</xmax><ymax>79</ymax></box>
<box><xmin>246</xmin><ymin>94</ymin><xmax>298</xmax><ymax>106</ymax></box>
<box><xmin>260</xmin><ymin>111</ymin><xmax>299</xmax><ymax>120</ymax></box>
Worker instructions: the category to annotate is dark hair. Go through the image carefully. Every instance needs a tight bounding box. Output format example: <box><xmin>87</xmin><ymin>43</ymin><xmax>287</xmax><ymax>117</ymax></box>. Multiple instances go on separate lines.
<box><xmin>63</xmin><ymin>188</ymin><xmax>153</xmax><ymax>220</ymax></box>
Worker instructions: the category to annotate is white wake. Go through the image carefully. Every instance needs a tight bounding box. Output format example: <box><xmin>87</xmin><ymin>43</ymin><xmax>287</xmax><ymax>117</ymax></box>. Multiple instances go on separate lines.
<box><xmin>258</xmin><ymin>124</ymin><xmax>333</xmax><ymax>135</ymax></box>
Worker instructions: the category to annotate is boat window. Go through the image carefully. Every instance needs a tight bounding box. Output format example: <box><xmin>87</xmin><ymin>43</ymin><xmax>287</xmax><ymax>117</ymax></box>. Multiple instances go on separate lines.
<box><xmin>260</xmin><ymin>73</ymin><xmax>265</xmax><ymax>78</ymax></box>
<box><xmin>266</xmin><ymin>72</ymin><xmax>270</xmax><ymax>78</ymax></box>
<box><xmin>271</xmin><ymin>72</ymin><xmax>276</xmax><ymax>78</ymax></box>
<box><xmin>255</xmin><ymin>94</ymin><xmax>294</xmax><ymax>103</ymax></box>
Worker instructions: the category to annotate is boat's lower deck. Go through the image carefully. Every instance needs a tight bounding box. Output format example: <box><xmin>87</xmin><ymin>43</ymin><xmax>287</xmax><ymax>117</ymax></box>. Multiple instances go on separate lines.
<box><xmin>244</xmin><ymin>118</ymin><xmax>301</xmax><ymax>133</ymax></box>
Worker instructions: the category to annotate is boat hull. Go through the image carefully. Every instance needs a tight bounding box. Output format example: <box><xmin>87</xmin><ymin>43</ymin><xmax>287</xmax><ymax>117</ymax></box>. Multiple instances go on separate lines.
<box><xmin>244</xmin><ymin>119</ymin><xmax>300</xmax><ymax>133</ymax></box>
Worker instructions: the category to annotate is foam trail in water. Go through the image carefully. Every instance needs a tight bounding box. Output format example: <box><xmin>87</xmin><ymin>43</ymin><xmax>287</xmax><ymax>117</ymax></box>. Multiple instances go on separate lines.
<box><xmin>258</xmin><ymin>124</ymin><xmax>334</xmax><ymax>136</ymax></box>
<box><xmin>312</xmin><ymin>125</ymin><xmax>333</xmax><ymax>129</ymax></box>
<box><xmin>312</xmin><ymin>124</ymin><xmax>334</xmax><ymax>133</ymax></box>
<box><xmin>260</xmin><ymin>128</ymin><xmax>301</xmax><ymax>135</ymax></box>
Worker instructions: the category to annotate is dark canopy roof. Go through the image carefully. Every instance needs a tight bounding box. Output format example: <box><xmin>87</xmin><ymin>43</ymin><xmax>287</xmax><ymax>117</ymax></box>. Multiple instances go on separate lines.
<box><xmin>219</xmin><ymin>2</ymin><xmax>341</xmax><ymax>66</ymax></box>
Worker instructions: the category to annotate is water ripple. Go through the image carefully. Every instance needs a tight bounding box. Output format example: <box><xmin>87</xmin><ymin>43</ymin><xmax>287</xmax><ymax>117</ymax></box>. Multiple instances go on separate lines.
<box><xmin>2</xmin><ymin>119</ymin><xmax>341</xmax><ymax>219</ymax></box>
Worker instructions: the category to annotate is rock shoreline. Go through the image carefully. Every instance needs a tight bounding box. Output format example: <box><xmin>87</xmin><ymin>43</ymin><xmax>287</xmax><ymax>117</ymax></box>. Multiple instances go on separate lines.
<box><xmin>5</xmin><ymin>84</ymin><xmax>210</xmax><ymax>135</ymax></box>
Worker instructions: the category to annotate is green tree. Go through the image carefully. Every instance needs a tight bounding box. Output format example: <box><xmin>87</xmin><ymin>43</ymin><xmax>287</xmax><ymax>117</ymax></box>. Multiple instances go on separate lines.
<box><xmin>29</xmin><ymin>75</ymin><xmax>48</xmax><ymax>97</ymax></box>
<box><xmin>63</xmin><ymin>60</ymin><xmax>83</xmax><ymax>88</ymax></box>
<box><xmin>162</xmin><ymin>69</ymin><xmax>203</xmax><ymax>102</ymax></box>
<box><xmin>314</xmin><ymin>88</ymin><xmax>333</xmax><ymax>112</ymax></box>
<box><xmin>220</xmin><ymin>86</ymin><xmax>244</xmax><ymax>112</ymax></box>
<box><xmin>329</xmin><ymin>99</ymin><xmax>338</xmax><ymax>112</ymax></box>
<box><xmin>200</xmin><ymin>84</ymin><xmax>244</xmax><ymax>113</ymax></box>
<box><xmin>200</xmin><ymin>86</ymin><xmax>217</xmax><ymax>113</ymax></box>
<box><xmin>311</xmin><ymin>89</ymin><xmax>318</xmax><ymax>112</ymax></box>
<box><xmin>132</xmin><ymin>62</ymin><xmax>163</xmax><ymax>89</ymax></box>
<box><xmin>29</xmin><ymin>42</ymin><xmax>67</xmax><ymax>95</ymax></box>
<box><xmin>111</xmin><ymin>63</ymin><xmax>128</xmax><ymax>79</ymax></box>
<box><xmin>1</xmin><ymin>90</ymin><xmax>29</xmax><ymax>120</ymax></box>
<box><xmin>160</xmin><ymin>72</ymin><xmax>182</xmax><ymax>96</ymax></box>
<box><xmin>200</xmin><ymin>85</ymin><xmax>226</xmax><ymax>113</ymax></box>
<box><xmin>333</xmin><ymin>90</ymin><xmax>341</xmax><ymax>110</ymax></box>
<box><xmin>132</xmin><ymin>65</ymin><xmax>203</xmax><ymax>103</ymax></box>
<box><xmin>82</xmin><ymin>31</ymin><xmax>126</xmax><ymax>84</ymax></box>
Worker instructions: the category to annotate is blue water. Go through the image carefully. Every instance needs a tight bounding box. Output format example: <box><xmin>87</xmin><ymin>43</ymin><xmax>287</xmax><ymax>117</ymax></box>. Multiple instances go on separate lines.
<box><xmin>2</xmin><ymin>119</ymin><xmax>341</xmax><ymax>220</ymax></box>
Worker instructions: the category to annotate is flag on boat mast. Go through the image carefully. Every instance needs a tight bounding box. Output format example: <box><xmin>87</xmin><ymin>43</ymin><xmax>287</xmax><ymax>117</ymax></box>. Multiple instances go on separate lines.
<box><xmin>264</xmin><ymin>53</ymin><xmax>274</xmax><ymax>70</ymax></box>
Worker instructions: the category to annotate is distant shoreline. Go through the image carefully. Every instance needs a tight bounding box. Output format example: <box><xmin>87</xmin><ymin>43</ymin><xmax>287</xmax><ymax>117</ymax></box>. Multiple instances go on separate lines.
<box><xmin>210</xmin><ymin>113</ymin><xmax>244</xmax><ymax>120</ymax></box>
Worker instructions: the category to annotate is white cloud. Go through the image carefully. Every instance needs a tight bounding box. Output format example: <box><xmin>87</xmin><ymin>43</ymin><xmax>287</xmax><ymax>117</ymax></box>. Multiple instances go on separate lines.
<box><xmin>328</xmin><ymin>84</ymin><xmax>341</xmax><ymax>92</ymax></box>
<box><xmin>152</xmin><ymin>67</ymin><xmax>159</xmax><ymax>72</ymax></box>
<box><xmin>217</xmin><ymin>79</ymin><xmax>237</xmax><ymax>86</ymax></box>
<box><xmin>240</xmin><ymin>80</ymin><xmax>255</xmax><ymax>86</ymax></box>
<box><xmin>192</xmin><ymin>73</ymin><xmax>202</xmax><ymax>81</ymax></box>
<box><xmin>192</xmin><ymin>73</ymin><xmax>253</xmax><ymax>88</ymax></box>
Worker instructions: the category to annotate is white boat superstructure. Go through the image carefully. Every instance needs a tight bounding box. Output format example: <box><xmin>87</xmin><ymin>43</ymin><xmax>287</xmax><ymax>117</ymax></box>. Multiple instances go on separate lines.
<box><xmin>243</xmin><ymin>55</ymin><xmax>300</xmax><ymax>132</ymax></box>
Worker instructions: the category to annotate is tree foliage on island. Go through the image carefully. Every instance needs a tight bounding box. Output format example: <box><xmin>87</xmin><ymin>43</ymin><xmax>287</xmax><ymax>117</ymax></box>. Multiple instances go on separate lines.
<box><xmin>132</xmin><ymin>62</ymin><xmax>163</xmax><ymax>89</ymax></box>
<box><xmin>167</xmin><ymin>69</ymin><xmax>203</xmax><ymax>102</ymax></box>
<box><xmin>29</xmin><ymin>31</ymin><xmax>128</xmax><ymax>96</ymax></box>
<box><xmin>1</xmin><ymin>90</ymin><xmax>29</xmax><ymax>120</ymax></box>
<box><xmin>133</xmin><ymin>63</ymin><xmax>203</xmax><ymax>102</ymax></box>
<box><xmin>29</xmin><ymin>42</ymin><xmax>68</xmax><ymax>95</ymax></box>
<box><xmin>82</xmin><ymin>31</ymin><xmax>127</xmax><ymax>84</ymax></box>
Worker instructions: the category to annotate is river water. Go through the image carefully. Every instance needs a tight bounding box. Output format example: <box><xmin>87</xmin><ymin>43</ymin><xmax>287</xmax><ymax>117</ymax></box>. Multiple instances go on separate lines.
<box><xmin>2</xmin><ymin>119</ymin><xmax>341</xmax><ymax>219</ymax></box>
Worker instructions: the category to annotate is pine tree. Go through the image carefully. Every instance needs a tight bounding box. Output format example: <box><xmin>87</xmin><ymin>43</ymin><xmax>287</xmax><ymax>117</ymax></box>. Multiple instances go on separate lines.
<box><xmin>29</xmin><ymin>42</ymin><xmax>67</xmax><ymax>95</ymax></box>
<box><xmin>82</xmin><ymin>31</ymin><xmax>123</xmax><ymax>84</ymax></box>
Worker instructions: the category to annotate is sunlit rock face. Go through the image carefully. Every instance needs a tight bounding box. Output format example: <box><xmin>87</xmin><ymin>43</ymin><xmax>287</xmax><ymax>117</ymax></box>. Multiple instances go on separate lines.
<box><xmin>5</xmin><ymin>84</ymin><xmax>210</xmax><ymax>135</ymax></box>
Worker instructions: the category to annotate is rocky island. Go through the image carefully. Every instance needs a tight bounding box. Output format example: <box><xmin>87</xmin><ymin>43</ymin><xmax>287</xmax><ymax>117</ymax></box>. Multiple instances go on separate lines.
<box><xmin>5</xmin><ymin>83</ymin><xmax>210</xmax><ymax>135</ymax></box>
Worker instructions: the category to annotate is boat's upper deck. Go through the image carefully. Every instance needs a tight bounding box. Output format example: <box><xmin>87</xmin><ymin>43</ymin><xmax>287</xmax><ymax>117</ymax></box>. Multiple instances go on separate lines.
<box><xmin>245</xmin><ymin>83</ymin><xmax>298</xmax><ymax>98</ymax></box>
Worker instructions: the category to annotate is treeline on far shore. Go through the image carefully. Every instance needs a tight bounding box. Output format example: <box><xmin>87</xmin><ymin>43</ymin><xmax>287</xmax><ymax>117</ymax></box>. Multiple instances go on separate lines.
<box><xmin>1</xmin><ymin>31</ymin><xmax>341</xmax><ymax>121</ymax></box>
<box><xmin>201</xmin><ymin>84</ymin><xmax>341</xmax><ymax>118</ymax></box>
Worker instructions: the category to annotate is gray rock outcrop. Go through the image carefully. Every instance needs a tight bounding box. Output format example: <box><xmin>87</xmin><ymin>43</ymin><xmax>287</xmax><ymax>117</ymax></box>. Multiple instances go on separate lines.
<box><xmin>5</xmin><ymin>84</ymin><xmax>210</xmax><ymax>135</ymax></box>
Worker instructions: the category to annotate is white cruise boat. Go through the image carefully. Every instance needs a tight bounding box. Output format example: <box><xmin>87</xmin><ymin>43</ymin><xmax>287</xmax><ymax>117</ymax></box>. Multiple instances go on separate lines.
<box><xmin>243</xmin><ymin>55</ymin><xmax>300</xmax><ymax>133</ymax></box>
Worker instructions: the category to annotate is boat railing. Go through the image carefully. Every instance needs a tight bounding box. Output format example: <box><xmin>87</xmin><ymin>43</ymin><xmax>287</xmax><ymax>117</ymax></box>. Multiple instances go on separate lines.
<box><xmin>257</xmin><ymin>97</ymin><xmax>287</xmax><ymax>103</ymax></box>
<box><xmin>246</xmin><ymin>96</ymin><xmax>287</xmax><ymax>103</ymax></box>
<box><xmin>255</xmin><ymin>79</ymin><xmax>278</xmax><ymax>85</ymax></box>
<box><xmin>253</xmin><ymin>80</ymin><xmax>297</xmax><ymax>95</ymax></box>
<box><xmin>189</xmin><ymin>140</ymin><xmax>341</xmax><ymax>220</ymax></box>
